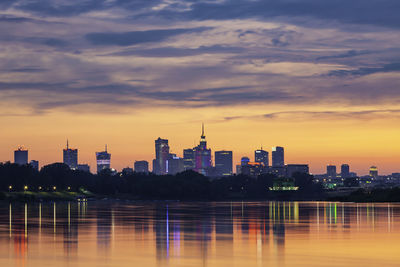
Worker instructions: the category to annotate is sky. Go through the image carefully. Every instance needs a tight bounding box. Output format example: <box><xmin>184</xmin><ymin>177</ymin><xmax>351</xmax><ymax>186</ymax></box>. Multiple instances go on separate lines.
<box><xmin>1</xmin><ymin>0</ymin><xmax>400</xmax><ymax>175</ymax></box>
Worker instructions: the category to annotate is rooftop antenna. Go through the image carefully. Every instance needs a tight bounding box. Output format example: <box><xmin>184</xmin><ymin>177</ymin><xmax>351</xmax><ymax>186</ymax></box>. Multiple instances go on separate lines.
<box><xmin>67</xmin><ymin>139</ymin><xmax>69</xmax><ymax>149</ymax></box>
<box><xmin>201</xmin><ymin>122</ymin><xmax>205</xmax><ymax>138</ymax></box>
<box><xmin>105</xmin><ymin>144</ymin><xmax>107</xmax><ymax>153</ymax></box>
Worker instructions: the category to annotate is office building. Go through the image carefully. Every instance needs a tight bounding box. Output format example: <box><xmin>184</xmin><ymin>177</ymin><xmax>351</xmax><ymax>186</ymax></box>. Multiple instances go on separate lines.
<box><xmin>14</xmin><ymin>146</ymin><xmax>28</xmax><ymax>165</ymax></box>
<box><xmin>78</xmin><ymin>164</ymin><xmax>90</xmax><ymax>173</ymax></box>
<box><xmin>369</xmin><ymin>166</ymin><xmax>378</xmax><ymax>178</ymax></box>
<box><xmin>241</xmin><ymin>162</ymin><xmax>264</xmax><ymax>177</ymax></box>
<box><xmin>29</xmin><ymin>160</ymin><xmax>39</xmax><ymax>171</ymax></box>
<box><xmin>154</xmin><ymin>138</ymin><xmax>170</xmax><ymax>175</ymax></box>
<box><xmin>241</xmin><ymin>156</ymin><xmax>250</xmax><ymax>166</ymax></box>
<box><xmin>63</xmin><ymin>140</ymin><xmax>78</xmax><ymax>170</ymax></box>
<box><xmin>215</xmin><ymin>150</ymin><xmax>233</xmax><ymax>176</ymax></box>
<box><xmin>341</xmin><ymin>164</ymin><xmax>350</xmax><ymax>178</ymax></box>
<box><xmin>327</xmin><ymin>165</ymin><xmax>336</xmax><ymax>178</ymax></box>
<box><xmin>193</xmin><ymin>124</ymin><xmax>212</xmax><ymax>175</ymax></box>
<box><xmin>96</xmin><ymin>145</ymin><xmax>111</xmax><ymax>173</ymax></box>
<box><xmin>286</xmin><ymin>164</ymin><xmax>309</xmax><ymax>177</ymax></box>
<box><xmin>183</xmin><ymin>148</ymin><xmax>195</xmax><ymax>170</ymax></box>
<box><xmin>134</xmin><ymin>160</ymin><xmax>149</xmax><ymax>173</ymax></box>
<box><xmin>272</xmin><ymin>146</ymin><xmax>284</xmax><ymax>167</ymax></box>
<box><xmin>166</xmin><ymin>154</ymin><xmax>184</xmax><ymax>175</ymax></box>
<box><xmin>255</xmin><ymin>149</ymin><xmax>269</xmax><ymax>167</ymax></box>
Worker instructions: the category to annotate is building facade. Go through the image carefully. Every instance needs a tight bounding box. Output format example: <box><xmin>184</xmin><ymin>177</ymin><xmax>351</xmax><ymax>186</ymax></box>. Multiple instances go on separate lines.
<box><xmin>193</xmin><ymin>124</ymin><xmax>212</xmax><ymax>175</ymax></box>
<box><xmin>255</xmin><ymin>149</ymin><xmax>269</xmax><ymax>167</ymax></box>
<box><xmin>327</xmin><ymin>165</ymin><xmax>337</xmax><ymax>178</ymax></box>
<box><xmin>154</xmin><ymin>138</ymin><xmax>170</xmax><ymax>175</ymax></box>
<box><xmin>96</xmin><ymin>145</ymin><xmax>111</xmax><ymax>173</ymax></box>
<box><xmin>63</xmin><ymin>140</ymin><xmax>78</xmax><ymax>170</ymax></box>
<box><xmin>183</xmin><ymin>148</ymin><xmax>195</xmax><ymax>170</ymax></box>
<box><xmin>215</xmin><ymin>150</ymin><xmax>233</xmax><ymax>176</ymax></box>
<box><xmin>341</xmin><ymin>164</ymin><xmax>350</xmax><ymax>178</ymax></box>
<box><xmin>14</xmin><ymin>146</ymin><xmax>28</xmax><ymax>165</ymax></box>
<box><xmin>272</xmin><ymin>146</ymin><xmax>284</xmax><ymax>167</ymax></box>
<box><xmin>134</xmin><ymin>160</ymin><xmax>149</xmax><ymax>173</ymax></box>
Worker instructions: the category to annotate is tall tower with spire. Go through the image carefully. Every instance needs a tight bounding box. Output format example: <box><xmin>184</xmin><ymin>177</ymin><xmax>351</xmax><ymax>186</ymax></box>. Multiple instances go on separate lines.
<box><xmin>63</xmin><ymin>139</ymin><xmax>78</xmax><ymax>169</ymax></box>
<box><xmin>193</xmin><ymin>123</ymin><xmax>212</xmax><ymax>175</ymax></box>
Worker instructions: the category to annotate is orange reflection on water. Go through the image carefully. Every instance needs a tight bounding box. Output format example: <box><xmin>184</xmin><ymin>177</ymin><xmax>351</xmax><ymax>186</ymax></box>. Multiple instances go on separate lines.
<box><xmin>0</xmin><ymin>201</ymin><xmax>400</xmax><ymax>267</ymax></box>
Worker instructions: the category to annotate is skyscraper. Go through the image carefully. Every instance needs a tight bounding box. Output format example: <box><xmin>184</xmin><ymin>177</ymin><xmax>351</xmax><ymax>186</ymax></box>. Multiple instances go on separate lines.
<box><xmin>215</xmin><ymin>150</ymin><xmax>233</xmax><ymax>176</ymax></box>
<box><xmin>255</xmin><ymin>148</ymin><xmax>269</xmax><ymax>167</ymax></box>
<box><xmin>341</xmin><ymin>164</ymin><xmax>350</xmax><ymax>178</ymax></box>
<box><xmin>166</xmin><ymin>154</ymin><xmax>184</xmax><ymax>175</ymax></box>
<box><xmin>327</xmin><ymin>165</ymin><xmax>337</xmax><ymax>178</ymax></box>
<box><xmin>193</xmin><ymin>124</ymin><xmax>212</xmax><ymax>175</ymax></box>
<box><xmin>96</xmin><ymin>145</ymin><xmax>111</xmax><ymax>173</ymax></box>
<box><xmin>183</xmin><ymin>148</ymin><xmax>195</xmax><ymax>170</ymax></box>
<box><xmin>14</xmin><ymin>146</ymin><xmax>28</xmax><ymax>165</ymax></box>
<box><xmin>134</xmin><ymin>160</ymin><xmax>149</xmax><ymax>173</ymax></box>
<box><xmin>154</xmin><ymin>138</ymin><xmax>170</xmax><ymax>175</ymax></box>
<box><xmin>272</xmin><ymin>146</ymin><xmax>284</xmax><ymax>167</ymax></box>
<box><xmin>63</xmin><ymin>140</ymin><xmax>78</xmax><ymax>170</ymax></box>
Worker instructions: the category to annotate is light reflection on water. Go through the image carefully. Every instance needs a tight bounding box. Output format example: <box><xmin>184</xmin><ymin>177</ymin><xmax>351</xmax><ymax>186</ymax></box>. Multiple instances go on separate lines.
<box><xmin>0</xmin><ymin>201</ymin><xmax>400</xmax><ymax>267</ymax></box>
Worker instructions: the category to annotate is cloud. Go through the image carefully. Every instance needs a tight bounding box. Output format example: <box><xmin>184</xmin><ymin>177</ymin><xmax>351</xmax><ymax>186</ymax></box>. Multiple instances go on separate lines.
<box><xmin>224</xmin><ymin>109</ymin><xmax>400</xmax><ymax>122</ymax></box>
<box><xmin>23</xmin><ymin>37</ymin><xmax>69</xmax><ymax>47</ymax></box>
<box><xmin>329</xmin><ymin>62</ymin><xmax>400</xmax><ymax>76</ymax></box>
<box><xmin>107</xmin><ymin>45</ymin><xmax>244</xmax><ymax>57</ymax></box>
<box><xmin>85</xmin><ymin>27</ymin><xmax>211</xmax><ymax>46</ymax></box>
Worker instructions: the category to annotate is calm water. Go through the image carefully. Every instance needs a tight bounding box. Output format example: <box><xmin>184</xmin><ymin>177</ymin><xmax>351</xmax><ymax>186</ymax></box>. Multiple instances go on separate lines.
<box><xmin>0</xmin><ymin>201</ymin><xmax>399</xmax><ymax>267</ymax></box>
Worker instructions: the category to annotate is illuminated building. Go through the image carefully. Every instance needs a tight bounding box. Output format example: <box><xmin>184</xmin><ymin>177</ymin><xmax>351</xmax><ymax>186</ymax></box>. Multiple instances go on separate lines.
<box><xmin>14</xmin><ymin>146</ymin><xmax>28</xmax><ymax>165</ymax></box>
<box><xmin>285</xmin><ymin>164</ymin><xmax>309</xmax><ymax>177</ymax></box>
<box><xmin>183</xmin><ymin>148</ymin><xmax>195</xmax><ymax>170</ymax></box>
<box><xmin>327</xmin><ymin>165</ymin><xmax>336</xmax><ymax>178</ymax></box>
<box><xmin>63</xmin><ymin>140</ymin><xmax>78</xmax><ymax>170</ymax></box>
<box><xmin>29</xmin><ymin>160</ymin><xmax>39</xmax><ymax>171</ymax></box>
<box><xmin>341</xmin><ymin>164</ymin><xmax>350</xmax><ymax>178</ymax></box>
<box><xmin>255</xmin><ymin>148</ymin><xmax>269</xmax><ymax>167</ymax></box>
<box><xmin>241</xmin><ymin>156</ymin><xmax>250</xmax><ymax>166</ymax></box>
<box><xmin>78</xmin><ymin>164</ymin><xmax>90</xmax><ymax>173</ymax></box>
<box><xmin>215</xmin><ymin>150</ymin><xmax>233</xmax><ymax>176</ymax></box>
<box><xmin>166</xmin><ymin>154</ymin><xmax>184</xmax><ymax>175</ymax></box>
<box><xmin>193</xmin><ymin>124</ymin><xmax>212</xmax><ymax>175</ymax></box>
<box><xmin>241</xmin><ymin>162</ymin><xmax>264</xmax><ymax>177</ymax></box>
<box><xmin>154</xmin><ymin>138</ymin><xmax>170</xmax><ymax>175</ymax></box>
<box><xmin>272</xmin><ymin>146</ymin><xmax>284</xmax><ymax>167</ymax></box>
<box><xmin>369</xmin><ymin>166</ymin><xmax>378</xmax><ymax>178</ymax></box>
<box><xmin>134</xmin><ymin>160</ymin><xmax>149</xmax><ymax>173</ymax></box>
<box><xmin>96</xmin><ymin>145</ymin><xmax>111</xmax><ymax>173</ymax></box>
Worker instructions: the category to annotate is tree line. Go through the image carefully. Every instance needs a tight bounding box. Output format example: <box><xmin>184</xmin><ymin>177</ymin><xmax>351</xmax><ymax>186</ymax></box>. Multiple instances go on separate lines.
<box><xmin>0</xmin><ymin>162</ymin><xmax>322</xmax><ymax>200</ymax></box>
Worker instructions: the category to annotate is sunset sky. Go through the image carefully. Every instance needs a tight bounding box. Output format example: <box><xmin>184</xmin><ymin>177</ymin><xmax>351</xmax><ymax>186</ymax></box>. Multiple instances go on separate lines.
<box><xmin>1</xmin><ymin>0</ymin><xmax>400</xmax><ymax>175</ymax></box>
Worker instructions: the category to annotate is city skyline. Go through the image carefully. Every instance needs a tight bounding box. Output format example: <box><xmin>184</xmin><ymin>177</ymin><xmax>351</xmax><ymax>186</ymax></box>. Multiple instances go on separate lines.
<box><xmin>1</xmin><ymin>126</ymin><xmax>392</xmax><ymax>176</ymax></box>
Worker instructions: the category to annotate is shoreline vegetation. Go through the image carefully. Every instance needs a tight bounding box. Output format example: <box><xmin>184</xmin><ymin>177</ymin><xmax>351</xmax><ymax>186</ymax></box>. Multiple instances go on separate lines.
<box><xmin>1</xmin><ymin>162</ymin><xmax>400</xmax><ymax>203</ymax></box>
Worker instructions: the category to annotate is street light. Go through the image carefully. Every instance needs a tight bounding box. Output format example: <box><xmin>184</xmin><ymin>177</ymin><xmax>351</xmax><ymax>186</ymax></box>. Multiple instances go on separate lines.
<box><xmin>24</xmin><ymin>185</ymin><xmax>28</xmax><ymax>191</ymax></box>
<box><xmin>8</xmin><ymin>185</ymin><xmax>12</xmax><ymax>191</ymax></box>
<box><xmin>53</xmin><ymin>186</ymin><xmax>56</xmax><ymax>191</ymax></box>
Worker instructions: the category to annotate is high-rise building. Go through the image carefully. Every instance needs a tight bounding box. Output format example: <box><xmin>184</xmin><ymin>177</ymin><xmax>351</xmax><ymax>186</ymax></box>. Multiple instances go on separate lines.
<box><xmin>215</xmin><ymin>150</ymin><xmax>233</xmax><ymax>176</ymax></box>
<box><xmin>369</xmin><ymin>166</ymin><xmax>378</xmax><ymax>179</ymax></box>
<box><xmin>286</xmin><ymin>164</ymin><xmax>309</xmax><ymax>177</ymax></box>
<box><xmin>29</xmin><ymin>160</ymin><xmax>39</xmax><ymax>171</ymax></box>
<box><xmin>255</xmin><ymin>149</ymin><xmax>269</xmax><ymax>167</ymax></box>
<box><xmin>154</xmin><ymin>138</ymin><xmax>170</xmax><ymax>175</ymax></box>
<box><xmin>183</xmin><ymin>148</ymin><xmax>195</xmax><ymax>170</ymax></box>
<box><xmin>96</xmin><ymin>145</ymin><xmax>111</xmax><ymax>173</ymax></box>
<box><xmin>63</xmin><ymin>140</ymin><xmax>78</xmax><ymax>170</ymax></box>
<box><xmin>134</xmin><ymin>160</ymin><xmax>149</xmax><ymax>173</ymax></box>
<box><xmin>241</xmin><ymin>162</ymin><xmax>264</xmax><ymax>177</ymax></box>
<box><xmin>341</xmin><ymin>164</ymin><xmax>350</xmax><ymax>178</ymax></box>
<box><xmin>166</xmin><ymin>154</ymin><xmax>184</xmax><ymax>175</ymax></box>
<box><xmin>193</xmin><ymin>124</ymin><xmax>212</xmax><ymax>175</ymax></box>
<box><xmin>14</xmin><ymin>146</ymin><xmax>28</xmax><ymax>165</ymax></box>
<box><xmin>272</xmin><ymin>147</ymin><xmax>284</xmax><ymax>167</ymax></box>
<box><xmin>78</xmin><ymin>164</ymin><xmax>90</xmax><ymax>173</ymax></box>
<box><xmin>241</xmin><ymin>156</ymin><xmax>250</xmax><ymax>166</ymax></box>
<box><xmin>327</xmin><ymin>165</ymin><xmax>336</xmax><ymax>178</ymax></box>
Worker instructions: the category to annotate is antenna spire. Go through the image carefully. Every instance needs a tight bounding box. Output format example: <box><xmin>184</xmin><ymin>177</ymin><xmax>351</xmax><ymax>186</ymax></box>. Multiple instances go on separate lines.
<box><xmin>201</xmin><ymin>123</ymin><xmax>205</xmax><ymax>138</ymax></box>
<box><xmin>105</xmin><ymin>144</ymin><xmax>107</xmax><ymax>152</ymax></box>
<box><xmin>67</xmin><ymin>139</ymin><xmax>69</xmax><ymax>149</ymax></box>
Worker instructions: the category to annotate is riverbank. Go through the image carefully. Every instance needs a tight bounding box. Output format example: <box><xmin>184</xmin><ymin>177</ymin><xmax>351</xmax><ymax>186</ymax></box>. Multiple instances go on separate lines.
<box><xmin>0</xmin><ymin>191</ymin><xmax>94</xmax><ymax>201</ymax></box>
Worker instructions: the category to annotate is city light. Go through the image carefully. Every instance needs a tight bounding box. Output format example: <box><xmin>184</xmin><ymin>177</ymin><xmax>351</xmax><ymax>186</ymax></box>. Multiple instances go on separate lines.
<box><xmin>24</xmin><ymin>185</ymin><xmax>28</xmax><ymax>191</ymax></box>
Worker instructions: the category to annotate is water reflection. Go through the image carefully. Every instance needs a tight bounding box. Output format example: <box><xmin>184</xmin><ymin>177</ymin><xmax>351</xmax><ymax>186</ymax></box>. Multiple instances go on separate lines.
<box><xmin>1</xmin><ymin>201</ymin><xmax>400</xmax><ymax>267</ymax></box>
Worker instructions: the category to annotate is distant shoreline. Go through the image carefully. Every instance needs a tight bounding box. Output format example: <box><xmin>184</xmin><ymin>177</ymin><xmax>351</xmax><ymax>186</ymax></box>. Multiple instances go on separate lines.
<box><xmin>2</xmin><ymin>188</ymin><xmax>400</xmax><ymax>203</ymax></box>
